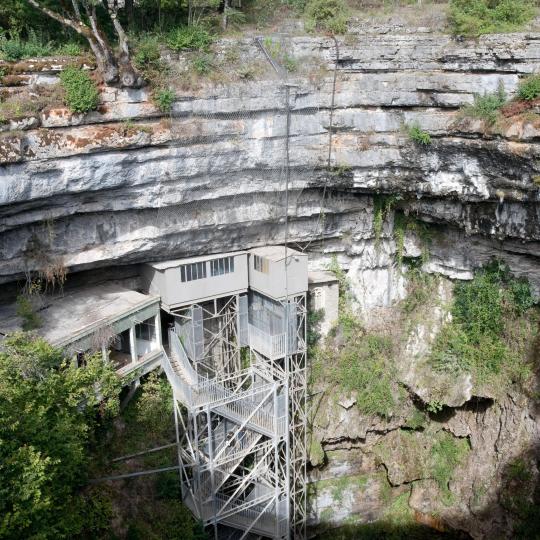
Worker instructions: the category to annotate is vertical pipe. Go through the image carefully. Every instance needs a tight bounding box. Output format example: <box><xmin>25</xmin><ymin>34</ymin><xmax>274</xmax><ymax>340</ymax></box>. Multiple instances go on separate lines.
<box><xmin>173</xmin><ymin>399</ymin><xmax>183</xmax><ymax>497</ymax></box>
<box><xmin>129</xmin><ymin>325</ymin><xmax>137</xmax><ymax>363</ymax></box>
<box><xmin>155</xmin><ymin>311</ymin><xmax>162</xmax><ymax>349</ymax></box>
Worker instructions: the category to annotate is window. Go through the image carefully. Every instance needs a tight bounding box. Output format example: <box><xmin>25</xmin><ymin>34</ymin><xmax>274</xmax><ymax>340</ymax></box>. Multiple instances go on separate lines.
<box><xmin>180</xmin><ymin>261</ymin><xmax>207</xmax><ymax>282</ymax></box>
<box><xmin>210</xmin><ymin>256</ymin><xmax>235</xmax><ymax>277</ymax></box>
<box><xmin>253</xmin><ymin>255</ymin><xmax>269</xmax><ymax>273</ymax></box>
<box><xmin>136</xmin><ymin>318</ymin><xmax>156</xmax><ymax>342</ymax></box>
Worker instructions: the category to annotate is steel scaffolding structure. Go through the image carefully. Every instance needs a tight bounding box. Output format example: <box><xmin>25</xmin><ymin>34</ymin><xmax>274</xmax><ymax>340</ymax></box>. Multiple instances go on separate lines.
<box><xmin>162</xmin><ymin>290</ymin><xmax>307</xmax><ymax>539</ymax></box>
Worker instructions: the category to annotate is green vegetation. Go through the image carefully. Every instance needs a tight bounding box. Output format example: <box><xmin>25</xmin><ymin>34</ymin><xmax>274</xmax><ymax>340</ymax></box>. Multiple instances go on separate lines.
<box><xmin>15</xmin><ymin>294</ymin><xmax>42</xmax><ymax>330</ymax></box>
<box><xmin>407</xmin><ymin>123</ymin><xmax>431</xmax><ymax>145</ymax></box>
<box><xmin>166</xmin><ymin>26</ymin><xmax>213</xmax><ymax>52</ymax></box>
<box><xmin>154</xmin><ymin>88</ymin><xmax>175</xmax><ymax>113</ymax></box>
<box><xmin>461</xmin><ymin>83</ymin><xmax>507</xmax><ymax>124</ymax></box>
<box><xmin>307</xmin><ymin>307</ymin><xmax>325</xmax><ymax>353</ymax></box>
<box><xmin>261</xmin><ymin>37</ymin><xmax>299</xmax><ymax>73</ymax></box>
<box><xmin>335</xmin><ymin>333</ymin><xmax>396</xmax><ymax>417</ymax></box>
<box><xmin>430</xmin><ymin>431</ymin><xmax>470</xmax><ymax>496</ymax></box>
<box><xmin>316</xmin><ymin>256</ymin><xmax>399</xmax><ymax>418</ymax></box>
<box><xmin>449</xmin><ymin>0</ymin><xmax>536</xmax><ymax>36</ymax></box>
<box><xmin>400</xmin><ymin>263</ymin><xmax>439</xmax><ymax>315</ymax></box>
<box><xmin>59</xmin><ymin>67</ymin><xmax>99</xmax><ymax>114</ymax></box>
<box><xmin>304</xmin><ymin>0</ymin><xmax>349</xmax><ymax>34</ymax></box>
<box><xmin>91</xmin><ymin>371</ymin><xmax>207</xmax><ymax>540</ymax></box>
<box><xmin>0</xmin><ymin>333</ymin><xmax>120</xmax><ymax>540</ymax></box>
<box><xmin>373</xmin><ymin>194</ymin><xmax>401</xmax><ymax>245</ymax></box>
<box><xmin>429</xmin><ymin>262</ymin><xmax>538</xmax><ymax>391</ymax></box>
<box><xmin>404</xmin><ymin>408</ymin><xmax>428</xmax><ymax>430</ymax></box>
<box><xmin>518</xmin><ymin>74</ymin><xmax>540</xmax><ymax>101</ymax></box>
<box><xmin>507</xmin><ymin>458</ymin><xmax>532</xmax><ymax>482</ymax></box>
<box><xmin>426</xmin><ymin>400</ymin><xmax>444</xmax><ymax>414</ymax></box>
<box><xmin>0</xmin><ymin>30</ymin><xmax>83</xmax><ymax>61</ymax></box>
<box><xmin>192</xmin><ymin>53</ymin><xmax>213</xmax><ymax>75</ymax></box>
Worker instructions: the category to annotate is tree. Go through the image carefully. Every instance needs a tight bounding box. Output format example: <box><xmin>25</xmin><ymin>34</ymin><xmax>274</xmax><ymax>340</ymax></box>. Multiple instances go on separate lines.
<box><xmin>0</xmin><ymin>333</ymin><xmax>120</xmax><ymax>539</ymax></box>
<box><xmin>25</xmin><ymin>0</ymin><xmax>144</xmax><ymax>87</ymax></box>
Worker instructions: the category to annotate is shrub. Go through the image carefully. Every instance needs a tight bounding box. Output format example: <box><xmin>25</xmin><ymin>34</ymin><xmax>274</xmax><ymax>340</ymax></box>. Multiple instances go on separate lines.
<box><xmin>154</xmin><ymin>88</ymin><xmax>175</xmax><ymax>113</ymax></box>
<box><xmin>518</xmin><ymin>74</ymin><xmax>540</xmax><ymax>101</ymax></box>
<box><xmin>134</xmin><ymin>35</ymin><xmax>161</xmax><ymax>71</ymax></box>
<box><xmin>335</xmin><ymin>334</ymin><xmax>396</xmax><ymax>418</ymax></box>
<box><xmin>60</xmin><ymin>67</ymin><xmax>99</xmax><ymax>113</ymax></box>
<box><xmin>56</xmin><ymin>42</ymin><xmax>83</xmax><ymax>56</ymax></box>
<box><xmin>304</xmin><ymin>0</ymin><xmax>349</xmax><ymax>34</ymax></box>
<box><xmin>449</xmin><ymin>0</ymin><xmax>536</xmax><ymax>36</ymax></box>
<box><xmin>407</xmin><ymin>123</ymin><xmax>431</xmax><ymax>145</ymax></box>
<box><xmin>430</xmin><ymin>262</ymin><xmax>537</xmax><ymax>389</ymax></box>
<box><xmin>192</xmin><ymin>54</ymin><xmax>213</xmax><ymax>75</ymax></box>
<box><xmin>16</xmin><ymin>295</ymin><xmax>42</xmax><ymax>330</ymax></box>
<box><xmin>461</xmin><ymin>83</ymin><xmax>507</xmax><ymax>124</ymax></box>
<box><xmin>0</xmin><ymin>29</ymin><xmax>54</xmax><ymax>61</ymax></box>
<box><xmin>166</xmin><ymin>26</ymin><xmax>213</xmax><ymax>52</ymax></box>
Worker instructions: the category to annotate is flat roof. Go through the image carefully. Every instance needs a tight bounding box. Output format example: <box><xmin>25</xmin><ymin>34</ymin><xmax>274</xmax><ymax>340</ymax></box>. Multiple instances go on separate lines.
<box><xmin>148</xmin><ymin>250</ymin><xmax>248</xmax><ymax>271</ymax></box>
<box><xmin>0</xmin><ymin>283</ymin><xmax>159</xmax><ymax>347</ymax></box>
<box><xmin>249</xmin><ymin>246</ymin><xmax>306</xmax><ymax>262</ymax></box>
<box><xmin>308</xmin><ymin>270</ymin><xmax>339</xmax><ymax>285</ymax></box>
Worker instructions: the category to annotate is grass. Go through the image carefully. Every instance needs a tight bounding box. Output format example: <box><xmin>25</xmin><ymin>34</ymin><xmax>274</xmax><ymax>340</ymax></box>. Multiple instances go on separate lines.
<box><xmin>59</xmin><ymin>67</ymin><xmax>99</xmax><ymax>114</ymax></box>
<box><xmin>407</xmin><ymin>123</ymin><xmax>431</xmax><ymax>145</ymax></box>
<box><xmin>401</xmin><ymin>263</ymin><xmax>439</xmax><ymax>315</ymax></box>
<box><xmin>430</xmin><ymin>431</ymin><xmax>470</xmax><ymax>497</ymax></box>
<box><xmin>372</xmin><ymin>194</ymin><xmax>401</xmax><ymax>245</ymax></box>
<box><xmin>166</xmin><ymin>25</ymin><xmax>213</xmax><ymax>52</ymax></box>
<box><xmin>448</xmin><ymin>0</ymin><xmax>537</xmax><ymax>36</ymax></box>
<box><xmin>15</xmin><ymin>295</ymin><xmax>42</xmax><ymax>330</ymax></box>
<box><xmin>335</xmin><ymin>334</ymin><xmax>397</xmax><ymax>418</ymax></box>
<box><xmin>315</xmin><ymin>256</ymin><xmax>399</xmax><ymax>418</ymax></box>
<box><xmin>0</xmin><ymin>30</ymin><xmax>83</xmax><ymax>61</ymax></box>
<box><xmin>460</xmin><ymin>82</ymin><xmax>507</xmax><ymax>125</ymax></box>
<box><xmin>429</xmin><ymin>261</ymin><xmax>538</xmax><ymax>392</ymax></box>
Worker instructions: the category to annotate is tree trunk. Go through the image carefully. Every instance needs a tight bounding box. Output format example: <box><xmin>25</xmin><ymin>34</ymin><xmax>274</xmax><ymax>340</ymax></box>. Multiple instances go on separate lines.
<box><xmin>125</xmin><ymin>0</ymin><xmax>135</xmax><ymax>30</ymax></box>
<box><xmin>222</xmin><ymin>0</ymin><xmax>229</xmax><ymax>30</ymax></box>
<box><xmin>26</xmin><ymin>0</ymin><xmax>143</xmax><ymax>88</ymax></box>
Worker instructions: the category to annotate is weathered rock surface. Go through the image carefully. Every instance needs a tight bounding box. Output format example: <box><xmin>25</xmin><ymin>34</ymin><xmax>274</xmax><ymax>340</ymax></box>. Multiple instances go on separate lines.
<box><xmin>1</xmin><ymin>30</ymin><xmax>540</xmax><ymax>297</ymax></box>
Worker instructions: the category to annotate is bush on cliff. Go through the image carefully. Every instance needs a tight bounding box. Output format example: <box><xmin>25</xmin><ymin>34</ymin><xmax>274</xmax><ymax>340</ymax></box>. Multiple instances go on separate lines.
<box><xmin>430</xmin><ymin>261</ymin><xmax>537</xmax><ymax>391</ymax></box>
<box><xmin>460</xmin><ymin>82</ymin><xmax>507</xmax><ymax>125</ymax></box>
<box><xmin>449</xmin><ymin>0</ymin><xmax>536</xmax><ymax>36</ymax></box>
<box><xmin>304</xmin><ymin>0</ymin><xmax>349</xmax><ymax>34</ymax></box>
<box><xmin>60</xmin><ymin>67</ymin><xmax>99</xmax><ymax>114</ymax></box>
<box><xmin>518</xmin><ymin>74</ymin><xmax>540</xmax><ymax>101</ymax></box>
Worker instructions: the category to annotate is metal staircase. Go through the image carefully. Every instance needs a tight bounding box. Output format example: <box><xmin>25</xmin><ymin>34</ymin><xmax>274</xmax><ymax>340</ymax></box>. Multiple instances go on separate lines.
<box><xmin>162</xmin><ymin>291</ymin><xmax>307</xmax><ymax>539</ymax></box>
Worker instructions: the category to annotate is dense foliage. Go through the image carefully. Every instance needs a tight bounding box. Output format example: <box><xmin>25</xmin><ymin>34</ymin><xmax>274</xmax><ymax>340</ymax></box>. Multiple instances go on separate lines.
<box><xmin>449</xmin><ymin>0</ymin><xmax>536</xmax><ymax>36</ymax></box>
<box><xmin>60</xmin><ymin>67</ymin><xmax>100</xmax><ymax>113</ymax></box>
<box><xmin>518</xmin><ymin>73</ymin><xmax>540</xmax><ymax>101</ymax></box>
<box><xmin>0</xmin><ymin>333</ymin><xmax>120</xmax><ymax>539</ymax></box>
<box><xmin>430</xmin><ymin>262</ymin><xmax>537</xmax><ymax>390</ymax></box>
<box><xmin>304</xmin><ymin>0</ymin><xmax>349</xmax><ymax>34</ymax></box>
<box><xmin>91</xmin><ymin>372</ymin><xmax>207</xmax><ymax>539</ymax></box>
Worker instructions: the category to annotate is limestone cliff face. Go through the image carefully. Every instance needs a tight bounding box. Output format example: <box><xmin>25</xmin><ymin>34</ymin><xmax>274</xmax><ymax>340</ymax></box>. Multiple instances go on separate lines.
<box><xmin>1</xmin><ymin>30</ymin><xmax>540</xmax><ymax>295</ymax></box>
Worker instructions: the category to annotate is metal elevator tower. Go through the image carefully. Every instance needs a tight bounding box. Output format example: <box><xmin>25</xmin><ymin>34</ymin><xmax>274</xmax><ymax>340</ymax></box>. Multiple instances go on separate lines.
<box><xmin>151</xmin><ymin>250</ymin><xmax>307</xmax><ymax>539</ymax></box>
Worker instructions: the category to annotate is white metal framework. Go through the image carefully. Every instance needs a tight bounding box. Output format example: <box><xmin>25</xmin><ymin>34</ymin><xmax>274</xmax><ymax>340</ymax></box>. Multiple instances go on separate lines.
<box><xmin>162</xmin><ymin>289</ymin><xmax>307</xmax><ymax>539</ymax></box>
